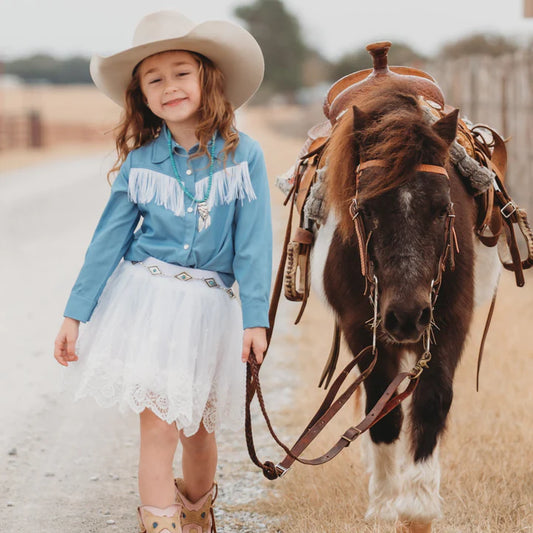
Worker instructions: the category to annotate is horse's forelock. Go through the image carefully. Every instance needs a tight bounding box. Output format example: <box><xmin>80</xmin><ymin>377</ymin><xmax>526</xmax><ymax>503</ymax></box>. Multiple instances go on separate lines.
<box><xmin>324</xmin><ymin>80</ymin><xmax>450</xmax><ymax>241</ymax></box>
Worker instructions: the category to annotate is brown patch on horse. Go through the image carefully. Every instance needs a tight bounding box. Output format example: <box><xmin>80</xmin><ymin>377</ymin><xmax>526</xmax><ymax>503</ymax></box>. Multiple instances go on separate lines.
<box><xmin>324</xmin><ymin>79</ymin><xmax>455</xmax><ymax>242</ymax></box>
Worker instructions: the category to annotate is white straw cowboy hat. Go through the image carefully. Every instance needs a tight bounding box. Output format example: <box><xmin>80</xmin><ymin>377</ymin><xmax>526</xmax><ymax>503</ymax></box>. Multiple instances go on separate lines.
<box><xmin>90</xmin><ymin>10</ymin><xmax>265</xmax><ymax>108</ymax></box>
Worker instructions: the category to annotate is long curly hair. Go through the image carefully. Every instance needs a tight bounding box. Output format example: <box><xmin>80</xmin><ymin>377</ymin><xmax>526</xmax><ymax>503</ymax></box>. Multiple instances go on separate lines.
<box><xmin>107</xmin><ymin>51</ymin><xmax>239</xmax><ymax>181</ymax></box>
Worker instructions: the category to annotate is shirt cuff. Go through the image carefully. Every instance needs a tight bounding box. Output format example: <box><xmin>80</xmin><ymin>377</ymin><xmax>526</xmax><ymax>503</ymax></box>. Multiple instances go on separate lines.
<box><xmin>242</xmin><ymin>301</ymin><xmax>270</xmax><ymax>329</ymax></box>
<box><xmin>64</xmin><ymin>293</ymin><xmax>97</xmax><ymax>323</ymax></box>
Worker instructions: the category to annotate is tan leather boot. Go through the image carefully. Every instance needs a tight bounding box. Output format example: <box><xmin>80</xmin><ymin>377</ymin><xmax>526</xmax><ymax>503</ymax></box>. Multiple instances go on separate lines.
<box><xmin>138</xmin><ymin>504</ymin><xmax>182</xmax><ymax>533</ymax></box>
<box><xmin>174</xmin><ymin>478</ymin><xmax>217</xmax><ymax>533</ymax></box>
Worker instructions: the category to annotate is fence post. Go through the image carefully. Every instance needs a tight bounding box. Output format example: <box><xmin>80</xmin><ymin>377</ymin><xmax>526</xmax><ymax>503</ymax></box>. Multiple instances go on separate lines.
<box><xmin>28</xmin><ymin>110</ymin><xmax>43</xmax><ymax>148</ymax></box>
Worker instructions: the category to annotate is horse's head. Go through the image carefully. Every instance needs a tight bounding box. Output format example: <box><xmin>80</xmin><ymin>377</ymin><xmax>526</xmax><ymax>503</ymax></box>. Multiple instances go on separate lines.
<box><xmin>326</xmin><ymin>81</ymin><xmax>459</xmax><ymax>344</ymax></box>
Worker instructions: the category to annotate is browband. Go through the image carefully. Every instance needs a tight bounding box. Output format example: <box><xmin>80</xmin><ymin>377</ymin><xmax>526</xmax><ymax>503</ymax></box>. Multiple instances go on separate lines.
<box><xmin>356</xmin><ymin>159</ymin><xmax>449</xmax><ymax>178</ymax></box>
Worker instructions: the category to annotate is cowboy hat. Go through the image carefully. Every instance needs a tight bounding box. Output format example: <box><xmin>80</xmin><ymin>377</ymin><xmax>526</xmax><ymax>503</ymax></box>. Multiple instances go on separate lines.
<box><xmin>90</xmin><ymin>10</ymin><xmax>264</xmax><ymax>108</ymax></box>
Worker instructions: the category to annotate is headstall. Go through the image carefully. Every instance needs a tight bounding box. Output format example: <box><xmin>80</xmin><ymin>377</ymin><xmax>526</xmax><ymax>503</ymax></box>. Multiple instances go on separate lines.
<box><xmin>349</xmin><ymin>159</ymin><xmax>460</xmax><ymax>379</ymax></box>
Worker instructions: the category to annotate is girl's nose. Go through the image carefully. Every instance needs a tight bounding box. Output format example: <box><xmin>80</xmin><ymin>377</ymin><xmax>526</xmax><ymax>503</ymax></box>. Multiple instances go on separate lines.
<box><xmin>164</xmin><ymin>84</ymin><xmax>178</xmax><ymax>94</ymax></box>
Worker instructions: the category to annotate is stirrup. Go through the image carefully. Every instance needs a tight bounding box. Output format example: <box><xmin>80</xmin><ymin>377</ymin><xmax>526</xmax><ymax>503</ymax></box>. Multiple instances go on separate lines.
<box><xmin>174</xmin><ymin>478</ymin><xmax>218</xmax><ymax>533</ymax></box>
<box><xmin>138</xmin><ymin>505</ymin><xmax>182</xmax><ymax>533</ymax></box>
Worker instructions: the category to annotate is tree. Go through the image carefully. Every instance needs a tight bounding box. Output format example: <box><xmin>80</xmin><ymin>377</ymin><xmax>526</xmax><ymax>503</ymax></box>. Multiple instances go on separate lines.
<box><xmin>438</xmin><ymin>34</ymin><xmax>519</xmax><ymax>59</ymax></box>
<box><xmin>4</xmin><ymin>55</ymin><xmax>91</xmax><ymax>84</ymax></box>
<box><xmin>234</xmin><ymin>0</ymin><xmax>307</xmax><ymax>97</ymax></box>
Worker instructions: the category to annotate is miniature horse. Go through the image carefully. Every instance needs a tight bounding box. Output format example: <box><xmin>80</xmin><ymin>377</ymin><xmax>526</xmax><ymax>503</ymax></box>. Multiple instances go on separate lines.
<box><xmin>311</xmin><ymin>80</ymin><xmax>499</xmax><ymax>531</ymax></box>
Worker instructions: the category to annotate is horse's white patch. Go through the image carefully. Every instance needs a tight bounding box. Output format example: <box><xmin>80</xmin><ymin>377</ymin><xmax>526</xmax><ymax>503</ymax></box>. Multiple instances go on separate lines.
<box><xmin>473</xmin><ymin>238</ymin><xmax>501</xmax><ymax>306</ymax></box>
<box><xmin>394</xmin><ymin>445</ymin><xmax>443</xmax><ymax>522</ymax></box>
<box><xmin>394</xmin><ymin>351</ymin><xmax>442</xmax><ymax>522</ymax></box>
<box><xmin>364</xmin><ymin>350</ymin><xmax>417</xmax><ymax>522</ymax></box>
<box><xmin>364</xmin><ymin>437</ymin><xmax>401</xmax><ymax>521</ymax></box>
<box><xmin>310</xmin><ymin>212</ymin><xmax>337</xmax><ymax>305</ymax></box>
<box><xmin>399</xmin><ymin>189</ymin><xmax>413</xmax><ymax>213</ymax></box>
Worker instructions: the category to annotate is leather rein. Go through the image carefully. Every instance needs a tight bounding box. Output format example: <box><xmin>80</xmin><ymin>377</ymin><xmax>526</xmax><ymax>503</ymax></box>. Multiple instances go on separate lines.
<box><xmin>245</xmin><ymin>158</ymin><xmax>458</xmax><ymax>481</ymax></box>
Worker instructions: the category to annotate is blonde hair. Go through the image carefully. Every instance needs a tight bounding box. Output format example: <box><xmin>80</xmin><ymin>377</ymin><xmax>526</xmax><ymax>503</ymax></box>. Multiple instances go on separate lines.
<box><xmin>108</xmin><ymin>51</ymin><xmax>239</xmax><ymax>181</ymax></box>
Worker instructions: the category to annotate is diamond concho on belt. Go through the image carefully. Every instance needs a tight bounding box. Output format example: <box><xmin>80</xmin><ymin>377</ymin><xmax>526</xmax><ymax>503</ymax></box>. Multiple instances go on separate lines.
<box><xmin>134</xmin><ymin>262</ymin><xmax>235</xmax><ymax>299</ymax></box>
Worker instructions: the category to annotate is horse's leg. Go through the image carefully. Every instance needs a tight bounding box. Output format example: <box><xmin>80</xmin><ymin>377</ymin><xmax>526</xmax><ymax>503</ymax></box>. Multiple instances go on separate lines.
<box><xmin>394</xmin><ymin>344</ymin><xmax>459</xmax><ymax>532</ymax></box>
<box><xmin>344</xmin><ymin>333</ymin><xmax>404</xmax><ymax>522</ymax></box>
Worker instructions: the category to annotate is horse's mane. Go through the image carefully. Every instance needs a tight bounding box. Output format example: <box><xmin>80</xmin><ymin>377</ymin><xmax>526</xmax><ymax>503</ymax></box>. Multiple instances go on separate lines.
<box><xmin>325</xmin><ymin>79</ymin><xmax>451</xmax><ymax>241</ymax></box>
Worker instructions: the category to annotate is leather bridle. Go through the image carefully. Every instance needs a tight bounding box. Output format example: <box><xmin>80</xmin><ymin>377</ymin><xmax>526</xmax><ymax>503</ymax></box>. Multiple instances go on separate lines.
<box><xmin>350</xmin><ymin>159</ymin><xmax>458</xmax><ymax>287</ymax></box>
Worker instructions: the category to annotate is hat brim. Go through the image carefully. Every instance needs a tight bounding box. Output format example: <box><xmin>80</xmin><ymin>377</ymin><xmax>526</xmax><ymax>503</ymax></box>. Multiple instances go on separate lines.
<box><xmin>90</xmin><ymin>20</ymin><xmax>264</xmax><ymax>109</ymax></box>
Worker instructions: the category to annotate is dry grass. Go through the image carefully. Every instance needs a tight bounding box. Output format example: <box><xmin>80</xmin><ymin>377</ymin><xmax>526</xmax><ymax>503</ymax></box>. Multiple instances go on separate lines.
<box><xmin>1</xmin><ymin>84</ymin><xmax>121</xmax><ymax>125</ymax></box>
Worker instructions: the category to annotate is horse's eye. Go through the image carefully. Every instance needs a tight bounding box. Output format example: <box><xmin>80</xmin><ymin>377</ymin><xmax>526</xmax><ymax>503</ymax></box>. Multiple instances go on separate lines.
<box><xmin>435</xmin><ymin>206</ymin><xmax>449</xmax><ymax>220</ymax></box>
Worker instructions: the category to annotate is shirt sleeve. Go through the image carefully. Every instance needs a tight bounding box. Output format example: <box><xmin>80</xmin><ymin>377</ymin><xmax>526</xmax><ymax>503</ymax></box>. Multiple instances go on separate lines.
<box><xmin>64</xmin><ymin>156</ymin><xmax>140</xmax><ymax>322</ymax></box>
<box><xmin>232</xmin><ymin>141</ymin><xmax>273</xmax><ymax>329</ymax></box>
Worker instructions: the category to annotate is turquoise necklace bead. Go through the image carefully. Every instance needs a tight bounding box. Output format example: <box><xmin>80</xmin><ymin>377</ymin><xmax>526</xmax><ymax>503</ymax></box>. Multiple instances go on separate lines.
<box><xmin>167</xmin><ymin>128</ymin><xmax>217</xmax><ymax>204</ymax></box>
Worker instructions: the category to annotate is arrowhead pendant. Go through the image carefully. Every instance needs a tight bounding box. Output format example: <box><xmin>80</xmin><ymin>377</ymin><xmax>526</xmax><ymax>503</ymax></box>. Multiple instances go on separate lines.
<box><xmin>197</xmin><ymin>202</ymin><xmax>211</xmax><ymax>231</ymax></box>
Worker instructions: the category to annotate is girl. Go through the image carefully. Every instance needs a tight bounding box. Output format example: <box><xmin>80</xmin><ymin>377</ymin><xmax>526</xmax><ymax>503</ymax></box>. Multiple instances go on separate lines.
<box><xmin>53</xmin><ymin>10</ymin><xmax>271</xmax><ymax>533</ymax></box>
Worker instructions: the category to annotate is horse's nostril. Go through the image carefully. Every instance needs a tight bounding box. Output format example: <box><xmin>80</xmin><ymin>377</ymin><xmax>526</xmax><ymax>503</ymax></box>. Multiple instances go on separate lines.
<box><xmin>419</xmin><ymin>306</ymin><xmax>431</xmax><ymax>327</ymax></box>
<box><xmin>384</xmin><ymin>310</ymin><xmax>400</xmax><ymax>333</ymax></box>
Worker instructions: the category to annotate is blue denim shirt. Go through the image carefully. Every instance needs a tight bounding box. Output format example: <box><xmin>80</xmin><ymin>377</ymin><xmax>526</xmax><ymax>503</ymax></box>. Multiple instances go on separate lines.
<box><xmin>64</xmin><ymin>126</ymin><xmax>272</xmax><ymax>329</ymax></box>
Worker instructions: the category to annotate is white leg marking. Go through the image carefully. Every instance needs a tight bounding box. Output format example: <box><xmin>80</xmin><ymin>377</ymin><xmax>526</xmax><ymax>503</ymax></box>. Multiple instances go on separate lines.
<box><xmin>473</xmin><ymin>238</ymin><xmax>501</xmax><ymax>307</ymax></box>
<box><xmin>394</xmin><ymin>445</ymin><xmax>442</xmax><ymax>522</ymax></box>
<box><xmin>363</xmin><ymin>350</ymin><xmax>418</xmax><ymax>522</ymax></box>
<box><xmin>394</xmin><ymin>350</ymin><xmax>442</xmax><ymax>521</ymax></box>
<box><xmin>364</xmin><ymin>435</ymin><xmax>401</xmax><ymax>521</ymax></box>
<box><xmin>310</xmin><ymin>212</ymin><xmax>337</xmax><ymax>305</ymax></box>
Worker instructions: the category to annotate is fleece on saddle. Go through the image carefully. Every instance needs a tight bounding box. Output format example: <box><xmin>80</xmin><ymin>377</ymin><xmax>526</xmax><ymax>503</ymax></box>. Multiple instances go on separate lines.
<box><xmin>276</xmin><ymin>106</ymin><xmax>495</xmax><ymax>225</ymax></box>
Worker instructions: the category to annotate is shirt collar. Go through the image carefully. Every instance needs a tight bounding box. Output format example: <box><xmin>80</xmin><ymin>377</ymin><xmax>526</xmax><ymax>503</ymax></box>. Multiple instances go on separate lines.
<box><xmin>151</xmin><ymin>123</ymin><xmax>218</xmax><ymax>164</ymax></box>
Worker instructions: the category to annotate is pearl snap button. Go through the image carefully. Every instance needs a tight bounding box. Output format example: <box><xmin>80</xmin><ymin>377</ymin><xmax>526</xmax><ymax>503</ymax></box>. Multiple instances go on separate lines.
<box><xmin>187</xmin><ymin>207</ymin><xmax>193</xmax><ymax>213</ymax></box>
<box><xmin>186</xmin><ymin>169</ymin><xmax>192</xmax><ymax>175</ymax></box>
<box><xmin>184</xmin><ymin>244</ymin><xmax>190</xmax><ymax>250</ymax></box>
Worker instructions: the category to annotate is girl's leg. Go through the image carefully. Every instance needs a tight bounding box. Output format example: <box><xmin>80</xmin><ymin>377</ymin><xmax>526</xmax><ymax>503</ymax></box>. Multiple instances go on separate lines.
<box><xmin>179</xmin><ymin>424</ymin><xmax>217</xmax><ymax>501</ymax></box>
<box><xmin>139</xmin><ymin>408</ymin><xmax>180</xmax><ymax>506</ymax></box>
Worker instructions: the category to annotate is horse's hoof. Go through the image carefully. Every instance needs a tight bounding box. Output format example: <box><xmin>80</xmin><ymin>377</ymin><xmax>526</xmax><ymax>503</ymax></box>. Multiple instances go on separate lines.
<box><xmin>395</xmin><ymin>520</ymin><xmax>432</xmax><ymax>533</ymax></box>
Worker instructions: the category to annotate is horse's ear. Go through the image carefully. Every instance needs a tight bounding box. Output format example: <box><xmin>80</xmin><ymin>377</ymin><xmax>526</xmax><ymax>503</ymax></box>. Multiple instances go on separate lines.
<box><xmin>432</xmin><ymin>108</ymin><xmax>459</xmax><ymax>146</ymax></box>
<box><xmin>352</xmin><ymin>105</ymin><xmax>369</xmax><ymax>134</ymax></box>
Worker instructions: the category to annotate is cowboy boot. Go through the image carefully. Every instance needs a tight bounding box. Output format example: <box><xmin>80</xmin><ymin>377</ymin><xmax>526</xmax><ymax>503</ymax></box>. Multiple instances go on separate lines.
<box><xmin>138</xmin><ymin>504</ymin><xmax>182</xmax><ymax>533</ymax></box>
<box><xmin>174</xmin><ymin>478</ymin><xmax>218</xmax><ymax>533</ymax></box>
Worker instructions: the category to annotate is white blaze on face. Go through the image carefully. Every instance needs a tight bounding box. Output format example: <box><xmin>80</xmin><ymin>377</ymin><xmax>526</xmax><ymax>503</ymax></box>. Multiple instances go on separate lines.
<box><xmin>399</xmin><ymin>189</ymin><xmax>413</xmax><ymax>214</ymax></box>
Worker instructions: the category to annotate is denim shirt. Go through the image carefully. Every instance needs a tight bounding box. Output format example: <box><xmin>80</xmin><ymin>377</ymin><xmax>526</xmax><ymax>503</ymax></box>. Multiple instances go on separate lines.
<box><xmin>64</xmin><ymin>126</ymin><xmax>272</xmax><ymax>329</ymax></box>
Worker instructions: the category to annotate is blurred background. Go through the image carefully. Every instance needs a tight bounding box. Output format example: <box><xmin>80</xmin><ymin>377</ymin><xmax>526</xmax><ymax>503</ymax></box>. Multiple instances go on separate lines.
<box><xmin>1</xmin><ymin>0</ymin><xmax>532</xmax><ymax>211</ymax></box>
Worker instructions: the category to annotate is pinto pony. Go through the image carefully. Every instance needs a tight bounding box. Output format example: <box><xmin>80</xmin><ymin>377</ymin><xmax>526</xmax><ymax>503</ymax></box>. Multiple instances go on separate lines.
<box><xmin>310</xmin><ymin>79</ymin><xmax>499</xmax><ymax>531</ymax></box>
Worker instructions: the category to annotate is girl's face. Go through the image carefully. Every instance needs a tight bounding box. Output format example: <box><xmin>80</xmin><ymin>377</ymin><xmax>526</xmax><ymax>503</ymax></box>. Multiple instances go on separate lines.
<box><xmin>138</xmin><ymin>50</ymin><xmax>202</xmax><ymax>132</ymax></box>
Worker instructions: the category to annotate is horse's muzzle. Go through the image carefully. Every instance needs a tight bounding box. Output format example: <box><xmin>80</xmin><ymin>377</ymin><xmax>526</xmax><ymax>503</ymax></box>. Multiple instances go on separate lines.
<box><xmin>383</xmin><ymin>304</ymin><xmax>432</xmax><ymax>343</ymax></box>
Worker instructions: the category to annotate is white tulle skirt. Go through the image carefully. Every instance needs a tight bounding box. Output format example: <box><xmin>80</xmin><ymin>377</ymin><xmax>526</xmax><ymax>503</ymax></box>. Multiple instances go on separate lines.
<box><xmin>67</xmin><ymin>258</ymin><xmax>244</xmax><ymax>437</ymax></box>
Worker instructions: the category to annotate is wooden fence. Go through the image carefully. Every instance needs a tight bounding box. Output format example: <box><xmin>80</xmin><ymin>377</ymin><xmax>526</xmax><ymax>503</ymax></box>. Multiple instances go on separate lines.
<box><xmin>425</xmin><ymin>50</ymin><xmax>533</xmax><ymax>214</ymax></box>
<box><xmin>0</xmin><ymin>112</ymin><xmax>43</xmax><ymax>150</ymax></box>
<box><xmin>0</xmin><ymin>111</ymin><xmax>106</xmax><ymax>153</ymax></box>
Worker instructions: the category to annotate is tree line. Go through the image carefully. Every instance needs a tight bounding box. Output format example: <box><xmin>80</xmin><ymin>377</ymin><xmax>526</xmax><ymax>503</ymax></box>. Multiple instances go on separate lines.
<box><xmin>2</xmin><ymin>0</ymin><xmax>524</xmax><ymax>97</ymax></box>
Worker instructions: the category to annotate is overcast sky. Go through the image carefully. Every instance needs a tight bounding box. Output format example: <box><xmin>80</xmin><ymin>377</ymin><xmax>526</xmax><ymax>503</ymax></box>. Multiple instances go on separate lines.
<box><xmin>1</xmin><ymin>0</ymin><xmax>532</xmax><ymax>61</ymax></box>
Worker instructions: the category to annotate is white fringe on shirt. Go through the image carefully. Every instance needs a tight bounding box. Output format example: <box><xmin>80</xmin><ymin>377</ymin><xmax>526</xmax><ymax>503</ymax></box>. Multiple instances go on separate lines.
<box><xmin>128</xmin><ymin>162</ymin><xmax>256</xmax><ymax>216</ymax></box>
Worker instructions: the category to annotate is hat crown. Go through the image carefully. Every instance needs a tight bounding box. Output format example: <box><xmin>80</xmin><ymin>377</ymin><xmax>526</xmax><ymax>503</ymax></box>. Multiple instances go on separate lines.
<box><xmin>132</xmin><ymin>11</ymin><xmax>195</xmax><ymax>47</ymax></box>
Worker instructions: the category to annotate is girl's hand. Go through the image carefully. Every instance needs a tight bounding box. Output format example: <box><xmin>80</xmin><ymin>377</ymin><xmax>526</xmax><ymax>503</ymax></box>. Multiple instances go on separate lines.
<box><xmin>54</xmin><ymin>317</ymin><xmax>80</xmax><ymax>366</ymax></box>
<box><xmin>242</xmin><ymin>327</ymin><xmax>267</xmax><ymax>364</ymax></box>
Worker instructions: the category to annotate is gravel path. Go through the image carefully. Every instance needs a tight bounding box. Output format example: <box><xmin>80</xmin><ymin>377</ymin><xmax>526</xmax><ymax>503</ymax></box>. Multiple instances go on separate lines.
<box><xmin>0</xmin><ymin>147</ymin><xmax>300</xmax><ymax>532</ymax></box>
